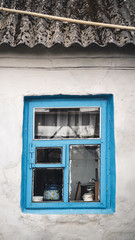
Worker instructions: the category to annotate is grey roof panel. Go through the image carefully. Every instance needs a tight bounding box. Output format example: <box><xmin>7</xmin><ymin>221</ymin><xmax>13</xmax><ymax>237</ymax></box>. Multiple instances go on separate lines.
<box><xmin>0</xmin><ymin>0</ymin><xmax>135</xmax><ymax>47</ymax></box>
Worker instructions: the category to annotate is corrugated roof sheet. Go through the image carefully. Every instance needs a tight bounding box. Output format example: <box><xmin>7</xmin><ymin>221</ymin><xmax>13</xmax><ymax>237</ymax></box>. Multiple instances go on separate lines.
<box><xmin>0</xmin><ymin>0</ymin><xmax>135</xmax><ymax>47</ymax></box>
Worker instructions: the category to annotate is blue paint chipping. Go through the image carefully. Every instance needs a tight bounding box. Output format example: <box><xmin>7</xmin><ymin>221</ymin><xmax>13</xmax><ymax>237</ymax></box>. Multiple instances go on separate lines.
<box><xmin>21</xmin><ymin>95</ymin><xmax>116</xmax><ymax>214</ymax></box>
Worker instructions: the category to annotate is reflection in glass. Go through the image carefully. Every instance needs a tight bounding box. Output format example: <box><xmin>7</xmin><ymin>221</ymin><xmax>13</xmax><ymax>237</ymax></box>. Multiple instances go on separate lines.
<box><xmin>36</xmin><ymin>147</ymin><xmax>62</xmax><ymax>164</ymax></box>
<box><xmin>32</xmin><ymin>168</ymin><xmax>63</xmax><ymax>202</ymax></box>
<box><xmin>34</xmin><ymin>107</ymin><xmax>100</xmax><ymax>139</ymax></box>
<box><xmin>69</xmin><ymin>145</ymin><xmax>100</xmax><ymax>202</ymax></box>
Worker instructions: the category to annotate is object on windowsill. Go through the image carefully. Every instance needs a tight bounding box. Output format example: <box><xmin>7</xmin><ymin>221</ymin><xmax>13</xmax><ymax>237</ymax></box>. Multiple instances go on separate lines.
<box><xmin>82</xmin><ymin>192</ymin><xmax>94</xmax><ymax>201</ymax></box>
<box><xmin>32</xmin><ymin>196</ymin><xmax>43</xmax><ymax>202</ymax></box>
<box><xmin>81</xmin><ymin>180</ymin><xmax>95</xmax><ymax>201</ymax></box>
<box><xmin>43</xmin><ymin>183</ymin><xmax>61</xmax><ymax>201</ymax></box>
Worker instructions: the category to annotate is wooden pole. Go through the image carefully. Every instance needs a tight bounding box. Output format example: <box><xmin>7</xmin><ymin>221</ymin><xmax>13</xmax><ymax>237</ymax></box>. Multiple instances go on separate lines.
<box><xmin>0</xmin><ymin>7</ymin><xmax>135</xmax><ymax>31</ymax></box>
<box><xmin>95</xmin><ymin>181</ymin><xmax>99</xmax><ymax>201</ymax></box>
<box><xmin>75</xmin><ymin>181</ymin><xmax>81</xmax><ymax>201</ymax></box>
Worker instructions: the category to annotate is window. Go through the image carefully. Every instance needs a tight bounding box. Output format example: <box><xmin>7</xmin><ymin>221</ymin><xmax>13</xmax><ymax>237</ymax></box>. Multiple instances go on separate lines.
<box><xmin>21</xmin><ymin>95</ymin><xmax>115</xmax><ymax>214</ymax></box>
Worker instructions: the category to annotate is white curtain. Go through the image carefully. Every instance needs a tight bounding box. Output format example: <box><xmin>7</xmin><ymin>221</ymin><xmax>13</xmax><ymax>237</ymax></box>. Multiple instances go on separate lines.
<box><xmin>36</xmin><ymin>108</ymin><xmax>99</xmax><ymax>139</ymax></box>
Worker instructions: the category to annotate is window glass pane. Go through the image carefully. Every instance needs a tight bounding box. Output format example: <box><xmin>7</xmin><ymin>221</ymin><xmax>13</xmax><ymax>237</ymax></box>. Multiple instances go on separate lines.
<box><xmin>34</xmin><ymin>107</ymin><xmax>100</xmax><ymax>139</ymax></box>
<box><xmin>36</xmin><ymin>147</ymin><xmax>62</xmax><ymax>164</ymax></box>
<box><xmin>69</xmin><ymin>145</ymin><xmax>100</xmax><ymax>202</ymax></box>
<box><xmin>32</xmin><ymin>168</ymin><xmax>63</xmax><ymax>202</ymax></box>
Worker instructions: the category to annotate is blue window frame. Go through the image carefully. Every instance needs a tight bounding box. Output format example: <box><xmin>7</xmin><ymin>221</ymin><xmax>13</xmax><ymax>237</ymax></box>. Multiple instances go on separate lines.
<box><xmin>21</xmin><ymin>95</ymin><xmax>115</xmax><ymax>214</ymax></box>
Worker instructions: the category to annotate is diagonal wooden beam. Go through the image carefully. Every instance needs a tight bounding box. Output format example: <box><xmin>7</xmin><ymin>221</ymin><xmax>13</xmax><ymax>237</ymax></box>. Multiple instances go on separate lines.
<box><xmin>0</xmin><ymin>7</ymin><xmax>135</xmax><ymax>31</ymax></box>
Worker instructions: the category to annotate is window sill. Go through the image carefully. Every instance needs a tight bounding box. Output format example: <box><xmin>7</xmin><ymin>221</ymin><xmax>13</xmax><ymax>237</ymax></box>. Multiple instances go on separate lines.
<box><xmin>22</xmin><ymin>207</ymin><xmax>115</xmax><ymax>215</ymax></box>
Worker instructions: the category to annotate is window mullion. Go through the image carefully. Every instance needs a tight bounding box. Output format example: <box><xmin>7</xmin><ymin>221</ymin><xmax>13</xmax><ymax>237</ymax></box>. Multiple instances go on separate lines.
<box><xmin>63</xmin><ymin>144</ymin><xmax>69</xmax><ymax>202</ymax></box>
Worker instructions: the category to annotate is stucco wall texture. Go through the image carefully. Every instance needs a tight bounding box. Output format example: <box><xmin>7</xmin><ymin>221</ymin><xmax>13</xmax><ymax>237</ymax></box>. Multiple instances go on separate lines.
<box><xmin>0</xmin><ymin>45</ymin><xmax>135</xmax><ymax>240</ymax></box>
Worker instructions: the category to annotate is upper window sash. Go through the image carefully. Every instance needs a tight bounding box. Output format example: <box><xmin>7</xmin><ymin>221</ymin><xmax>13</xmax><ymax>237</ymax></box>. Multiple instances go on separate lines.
<box><xmin>28</xmin><ymin>98</ymin><xmax>106</xmax><ymax>141</ymax></box>
<box><xmin>34</xmin><ymin>107</ymin><xmax>100</xmax><ymax>140</ymax></box>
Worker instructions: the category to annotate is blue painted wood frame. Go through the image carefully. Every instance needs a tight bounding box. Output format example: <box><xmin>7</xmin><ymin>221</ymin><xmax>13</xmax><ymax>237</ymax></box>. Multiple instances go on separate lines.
<box><xmin>21</xmin><ymin>95</ymin><xmax>115</xmax><ymax>214</ymax></box>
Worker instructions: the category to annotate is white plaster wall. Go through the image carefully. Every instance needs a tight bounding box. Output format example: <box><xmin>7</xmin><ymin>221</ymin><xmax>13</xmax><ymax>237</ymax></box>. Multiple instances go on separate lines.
<box><xmin>0</xmin><ymin>45</ymin><xmax>135</xmax><ymax>240</ymax></box>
